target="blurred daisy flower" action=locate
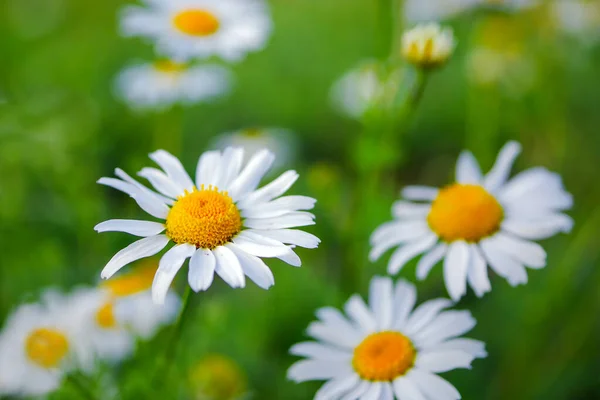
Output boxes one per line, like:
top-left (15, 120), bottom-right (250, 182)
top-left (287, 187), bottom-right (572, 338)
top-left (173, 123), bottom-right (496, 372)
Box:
top-left (95, 148), bottom-right (319, 304)
top-left (189, 354), bottom-right (247, 400)
top-left (551, 0), bottom-right (600, 43)
top-left (404, 0), bottom-right (474, 23)
top-left (331, 61), bottom-right (396, 119)
top-left (288, 276), bottom-right (486, 399)
top-left (370, 141), bottom-right (573, 300)
top-left (120, 0), bottom-right (272, 62)
top-left (0, 291), bottom-right (94, 396)
top-left (209, 128), bottom-right (297, 172)
top-left (402, 23), bottom-right (455, 69)
top-left (115, 60), bottom-right (232, 110)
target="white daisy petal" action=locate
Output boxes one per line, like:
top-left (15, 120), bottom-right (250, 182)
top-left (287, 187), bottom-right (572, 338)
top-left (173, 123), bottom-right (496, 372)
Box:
top-left (315, 374), bottom-right (360, 400)
top-left (391, 201), bottom-right (431, 219)
top-left (456, 150), bottom-right (482, 184)
top-left (401, 186), bottom-right (439, 201)
top-left (369, 222), bottom-right (429, 262)
top-left (149, 150), bottom-right (194, 191)
top-left (243, 212), bottom-right (315, 230)
top-left (227, 243), bottom-right (275, 289)
top-left (344, 295), bottom-right (377, 334)
top-left (231, 232), bottom-right (293, 258)
top-left (392, 279), bottom-right (417, 331)
top-left (241, 196), bottom-right (316, 218)
top-left (444, 241), bottom-right (470, 301)
top-left (152, 243), bottom-right (196, 304)
top-left (483, 141), bottom-right (522, 193)
top-left (370, 220), bottom-right (427, 245)
top-left (430, 338), bottom-right (487, 358)
top-left (114, 168), bottom-right (173, 205)
top-left (392, 376), bottom-right (426, 400)
top-left (480, 239), bottom-right (528, 286)
top-left (188, 249), bottom-right (216, 292)
top-left (361, 381), bottom-right (382, 400)
top-left (94, 219), bottom-right (165, 237)
top-left (467, 244), bottom-right (491, 297)
top-left (415, 350), bottom-right (475, 373)
top-left (341, 380), bottom-right (371, 400)
top-left (138, 167), bottom-right (183, 198)
top-left (369, 276), bottom-right (394, 330)
top-left (416, 243), bottom-right (447, 280)
top-left (485, 232), bottom-right (546, 269)
top-left (236, 170), bottom-right (299, 209)
top-left (407, 369), bottom-right (461, 400)
top-left (287, 360), bottom-right (353, 382)
top-left (195, 150), bottom-right (222, 188)
top-left (101, 235), bottom-right (170, 279)
top-left (501, 214), bottom-right (574, 240)
top-left (404, 299), bottom-right (452, 336)
top-left (379, 382), bottom-right (394, 400)
top-left (413, 311), bottom-right (476, 347)
top-left (387, 233), bottom-right (438, 275)
top-left (499, 167), bottom-right (572, 211)
top-left (228, 149), bottom-right (275, 201)
top-left (289, 342), bottom-right (352, 361)
top-left (98, 177), bottom-right (137, 197)
top-left (218, 147), bottom-right (245, 189)
top-left (213, 246), bottom-right (246, 289)
top-left (307, 322), bottom-right (362, 349)
top-left (249, 229), bottom-right (320, 249)
top-left (316, 307), bottom-right (364, 339)
top-left (276, 247), bottom-right (302, 267)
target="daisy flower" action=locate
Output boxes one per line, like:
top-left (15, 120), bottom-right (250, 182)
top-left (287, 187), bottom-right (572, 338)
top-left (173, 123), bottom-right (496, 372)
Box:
top-left (288, 276), bottom-right (486, 399)
top-left (551, 0), bottom-right (600, 43)
top-left (189, 354), bottom-right (247, 400)
top-left (209, 127), bottom-right (297, 172)
top-left (120, 0), bottom-right (272, 62)
top-left (0, 291), bottom-right (94, 397)
top-left (95, 148), bottom-right (319, 304)
top-left (115, 60), bottom-right (232, 110)
top-left (402, 24), bottom-right (455, 69)
top-left (370, 141), bottom-right (573, 300)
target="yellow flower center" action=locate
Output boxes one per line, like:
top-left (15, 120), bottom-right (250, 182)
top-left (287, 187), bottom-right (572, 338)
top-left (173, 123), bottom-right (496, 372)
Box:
top-left (165, 185), bottom-right (242, 249)
top-left (154, 60), bottom-right (187, 73)
top-left (427, 184), bottom-right (503, 243)
top-left (102, 263), bottom-right (155, 297)
top-left (25, 328), bottom-right (69, 368)
top-left (353, 331), bottom-right (416, 381)
top-left (96, 303), bottom-right (117, 329)
top-left (173, 9), bottom-right (220, 37)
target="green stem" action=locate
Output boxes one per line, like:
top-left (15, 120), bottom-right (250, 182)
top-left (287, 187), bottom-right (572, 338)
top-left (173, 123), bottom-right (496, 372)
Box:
top-left (66, 375), bottom-right (99, 400)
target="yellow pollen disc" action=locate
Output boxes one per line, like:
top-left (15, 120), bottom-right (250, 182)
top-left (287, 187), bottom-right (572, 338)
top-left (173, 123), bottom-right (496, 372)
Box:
top-left (427, 184), bottom-right (503, 243)
top-left (165, 185), bottom-right (242, 249)
top-left (154, 60), bottom-right (187, 73)
top-left (96, 303), bottom-right (117, 329)
top-left (353, 331), bottom-right (416, 381)
top-left (102, 263), bottom-right (155, 297)
top-left (25, 328), bottom-right (69, 368)
top-left (173, 9), bottom-right (220, 37)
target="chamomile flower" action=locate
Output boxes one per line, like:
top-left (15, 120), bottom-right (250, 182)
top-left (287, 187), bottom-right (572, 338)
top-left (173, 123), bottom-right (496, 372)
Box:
top-left (551, 0), bottom-right (600, 43)
top-left (120, 0), bottom-right (272, 62)
top-left (370, 141), bottom-right (573, 300)
top-left (0, 291), bottom-right (94, 396)
top-left (95, 148), bottom-right (319, 304)
top-left (288, 276), bottom-right (486, 399)
top-left (402, 24), bottom-right (455, 69)
top-left (189, 354), bottom-right (247, 400)
top-left (115, 60), bottom-right (232, 110)
top-left (210, 128), bottom-right (297, 172)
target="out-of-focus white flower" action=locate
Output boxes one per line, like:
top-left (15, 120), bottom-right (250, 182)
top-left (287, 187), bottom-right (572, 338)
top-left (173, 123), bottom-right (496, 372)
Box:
top-left (210, 128), bottom-right (297, 172)
top-left (288, 276), bottom-right (486, 399)
top-left (95, 148), bottom-right (320, 305)
top-left (0, 291), bottom-right (94, 397)
top-left (115, 60), bottom-right (232, 110)
top-left (404, 0), bottom-right (474, 23)
top-left (370, 142), bottom-right (573, 301)
top-left (331, 61), bottom-right (391, 119)
top-left (551, 0), bottom-right (600, 43)
top-left (120, 0), bottom-right (272, 62)
top-left (402, 23), bottom-right (455, 69)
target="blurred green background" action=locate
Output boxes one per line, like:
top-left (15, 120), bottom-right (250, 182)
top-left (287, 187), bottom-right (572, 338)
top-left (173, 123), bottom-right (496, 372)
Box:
top-left (1, 0), bottom-right (599, 399)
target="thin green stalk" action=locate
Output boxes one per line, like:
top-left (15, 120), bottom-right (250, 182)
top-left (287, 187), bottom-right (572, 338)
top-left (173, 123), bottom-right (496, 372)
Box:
top-left (66, 375), bottom-right (99, 400)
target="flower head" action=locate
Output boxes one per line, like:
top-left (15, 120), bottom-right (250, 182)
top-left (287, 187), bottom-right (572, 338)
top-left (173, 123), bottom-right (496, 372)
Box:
top-left (288, 276), bottom-right (486, 399)
top-left (95, 148), bottom-right (319, 304)
top-left (189, 354), bottom-right (247, 400)
top-left (0, 291), bottom-right (94, 396)
top-left (115, 61), bottom-right (232, 110)
top-left (370, 141), bottom-right (573, 300)
top-left (402, 24), bottom-right (455, 69)
top-left (120, 0), bottom-right (272, 62)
